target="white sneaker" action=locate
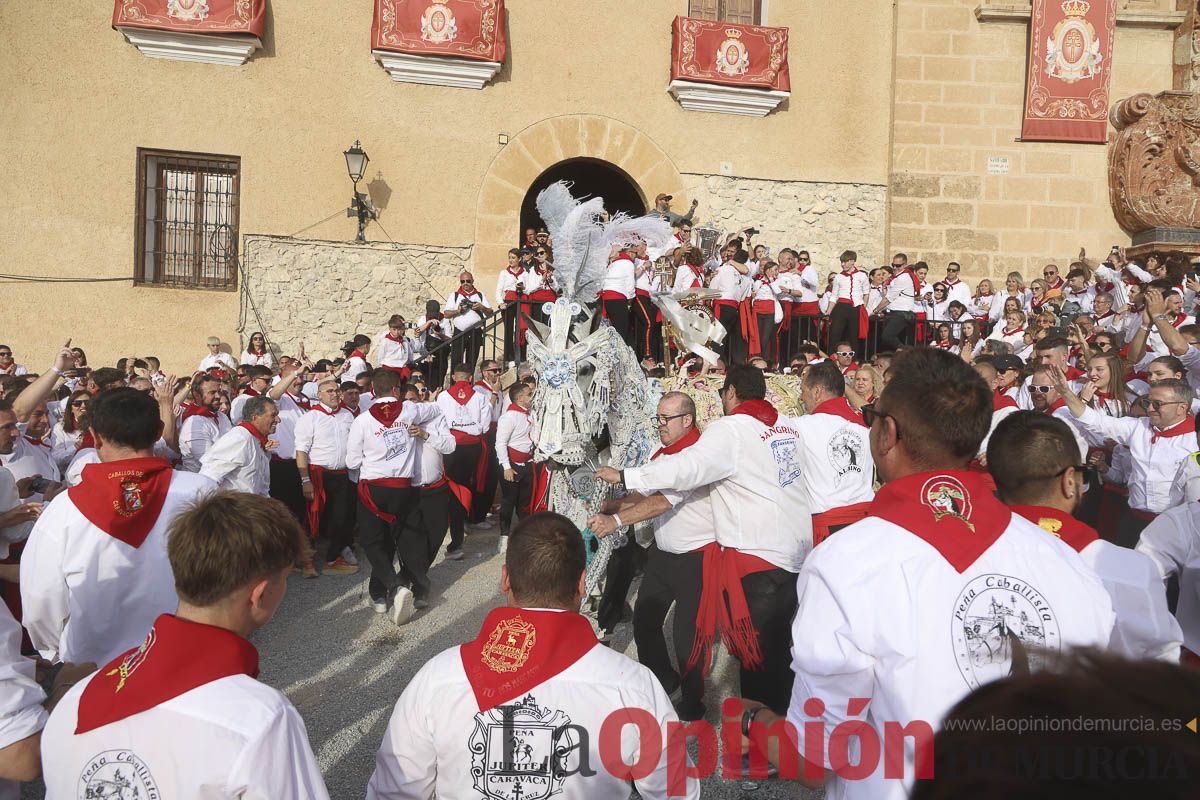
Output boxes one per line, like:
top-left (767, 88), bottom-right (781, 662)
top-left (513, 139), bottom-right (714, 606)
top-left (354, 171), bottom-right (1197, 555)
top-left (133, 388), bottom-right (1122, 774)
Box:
top-left (341, 547), bottom-right (359, 566)
top-left (370, 597), bottom-right (388, 614)
top-left (391, 587), bottom-right (416, 626)
top-left (498, 535), bottom-right (508, 554)
top-left (468, 520), bottom-right (492, 530)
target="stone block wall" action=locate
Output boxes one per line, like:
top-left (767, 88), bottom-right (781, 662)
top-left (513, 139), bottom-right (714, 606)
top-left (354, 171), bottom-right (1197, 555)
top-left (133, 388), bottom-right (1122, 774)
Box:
top-left (241, 234), bottom-right (470, 360)
top-left (682, 174), bottom-right (888, 272)
top-left (890, 0), bottom-right (1179, 284)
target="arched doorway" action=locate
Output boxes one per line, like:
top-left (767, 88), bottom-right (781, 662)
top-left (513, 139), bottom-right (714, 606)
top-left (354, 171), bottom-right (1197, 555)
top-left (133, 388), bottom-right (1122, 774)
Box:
top-left (520, 158), bottom-right (645, 234)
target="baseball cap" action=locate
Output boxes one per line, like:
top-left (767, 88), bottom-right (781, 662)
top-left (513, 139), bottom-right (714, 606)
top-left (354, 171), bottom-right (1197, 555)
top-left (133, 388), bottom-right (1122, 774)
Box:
top-left (993, 355), bottom-right (1024, 373)
top-left (655, 193), bottom-right (673, 202)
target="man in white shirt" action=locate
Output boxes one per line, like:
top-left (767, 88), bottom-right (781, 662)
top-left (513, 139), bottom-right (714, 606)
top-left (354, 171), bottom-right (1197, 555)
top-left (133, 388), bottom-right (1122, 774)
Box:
top-left (400, 383), bottom-right (455, 608)
top-left (347, 369), bottom-right (443, 625)
top-left (989, 411), bottom-right (1181, 661)
top-left (737, 348), bottom-right (1114, 799)
top-left (21, 388), bottom-right (215, 666)
top-left (376, 313), bottom-right (425, 381)
top-left (230, 365), bottom-right (272, 424)
top-left (940, 261), bottom-right (971, 307)
top-left (589, 392), bottom-right (715, 721)
top-left (367, 512), bottom-right (698, 800)
top-left (178, 375), bottom-right (232, 473)
top-left (197, 336), bottom-right (238, 374)
top-left (444, 272), bottom-right (491, 369)
top-left (1049, 370), bottom-right (1195, 548)
top-left (436, 364), bottom-right (493, 560)
top-left (598, 365), bottom-right (810, 715)
top-left (1136, 499), bottom-right (1200, 660)
top-left (794, 362), bottom-right (874, 546)
top-left (40, 491), bottom-right (331, 800)
top-left (0, 347), bottom-right (26, 378)
top-left (878, 259), bottom-right (920, 350)
top-left (828, 250), bottom-right (868, 355)
top-left (199, 396), bottom-right (277, 497)
top-left (600, 245), bottom-right (636, 345)
top-left (295, 379), bottom-right (358, 575)
top-left (711, 248), bottom-right (751, 364)
top-left (632, 240), bottom-right (664, 363)
top-left (495, 383), bottom-right (535, 549)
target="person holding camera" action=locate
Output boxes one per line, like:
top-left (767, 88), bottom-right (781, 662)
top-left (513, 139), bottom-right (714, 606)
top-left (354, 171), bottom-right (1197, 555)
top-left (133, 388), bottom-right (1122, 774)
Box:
top-left (443, 272), bottom-right (491, 370)
top-left (496, 248), bottom-right (529, 364)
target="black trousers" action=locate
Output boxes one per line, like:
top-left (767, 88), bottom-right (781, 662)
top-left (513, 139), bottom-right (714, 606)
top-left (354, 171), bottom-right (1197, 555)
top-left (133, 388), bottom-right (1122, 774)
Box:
top-left (633, 546), bottom-right (705, 714)
top-left (597, 537), bottom-right (647, 632)
top-left (471, 430), bottom-right (499, 523)
top-left (501, 302), bottom-right (521, 364)
top-left (499, 461), bottom-right (534, 535)
top-left (739, 568), bottom-right (798, 714)
top-left (444, 442), bottom-right (481, 551)
top-left (450, 325), bottom-right (483, 370)
top-left (755, 313), bottom-right (777, 365)
top-left (315, 471), bottom-right (356, 563)
top-left (880, 311), bottom-right (915, 352)
top-left (269, 458), bottom-right (307, 529)
top-left (603, 298), bottom-right (632, 346)
top-left (632, 295), bottom-right (663, 364)
top-left (400, 483), bottom-right (449, 600)
top-left (829, 302), bottom-right (861, 353)
top-left (357, 483), bottom-right (418, 601)
top-left (716, 302), bottom-right (743, 365)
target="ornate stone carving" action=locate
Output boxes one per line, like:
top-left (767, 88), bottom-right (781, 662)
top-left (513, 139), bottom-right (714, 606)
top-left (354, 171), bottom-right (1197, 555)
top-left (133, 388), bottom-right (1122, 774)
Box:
top-left (1107, 90), bottom-right (1200, 235)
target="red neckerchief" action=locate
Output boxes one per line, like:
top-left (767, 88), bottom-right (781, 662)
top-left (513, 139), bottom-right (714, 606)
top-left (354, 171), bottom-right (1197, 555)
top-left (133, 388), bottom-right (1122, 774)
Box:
top-left (23, 435), bottom-right (48, 449)
top-left (685, 262), bottom-right (704, 286)
top-left (1068, 287), bottom-right (1089, 297)
top-left (1065, 365), bottom-right (1085, 381)
top-left (506, 266), bottom-right (523, 279)
top-left (455, 289), bottom-right (480, 302)
top-left (348, 349), bottom-right (366, 361)
top-left (78, 429), bottom-right (95, 450)
top-left (1045, 397), bottom-right (1068, 414)
top-left (1172, 313), bottom-right (1187, 328)
top-left (67, 457), bottom-right (174, 548)
top-left (993, 390), bottom-right (1019, 410)
top-left (944, 277), bottom-right (960, 286)
top-left (1002, 326), bottom-right (1024, 336)
top-left (180, 402), bottom-right (215, 421)
top-left (727, 399), bottom-right (778, 426)
top-left (448, 381), bottom-right (474, 406)
top-left (474, 380), bottom-right (496, 394)
top-left (1031, 294), bottom-right (1050, 309)
top-left (933, 340), bottom-right (954, 350)
top-left (248, 346), bottom-right (265, 356)
top-left (237, 422), bottom-right (268, 450)
top-left (841, 362), bottom-right (860, 375)
top-left (460, 607), bottom-right (597, 712)
top-left (289, 393), bottom-right (311, 410)
top-left (811, 397), bottom-right (866, 426)
top-left (652, 426), bottom-right (700, 459)
top-left (505, 403), bottom-right (528, 415)
top-left (1046, 277), bottom-right (1064, 291)
top-left (0, 363), bottom-right (15, 375)
top-left (311, 403), bottom-right (340, 417)
top-left (385, 331), bottom-right (404, 343)
top-left (369, 398), bottom-right (404, 427)
top-left (340, 402), bottom-right (359, 417)
top-left (977, 291), bottom-right (992, 298)
top-left (1152, 415), bottom-right (1196, 444)
top-left (75, 614), bottom-right (258, 734)
top-left (1009, 505), bottom-right (1098, 553)
top-left (869, 470), bottom-right (1011, 572)
top-left (1096, 281), bottom-right (1114, 293)
top-left (241, 388), bottom-right (261, 398)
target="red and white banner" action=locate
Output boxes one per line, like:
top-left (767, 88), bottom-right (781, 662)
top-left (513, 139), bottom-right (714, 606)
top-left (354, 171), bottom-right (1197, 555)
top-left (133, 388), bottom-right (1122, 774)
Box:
top-left (1021, 0), bottom-right (1117, 143)
top-left (112, 0), bottom-right (265, 37)
top-left (372, 0), bottom-right (507, 64)
top-left (671, 15), bottom-right (790, 92)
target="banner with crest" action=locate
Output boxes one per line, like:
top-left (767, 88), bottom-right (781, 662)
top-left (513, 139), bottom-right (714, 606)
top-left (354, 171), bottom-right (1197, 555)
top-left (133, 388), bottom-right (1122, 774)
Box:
top-left (112, 0), bottom-right (265, 37)
top-left (671, 15), bottom-right (790, 92)
top-left (1021, 0), bottom-right (1117, 143)
top-left (372, 0), bottom-right (507, 64)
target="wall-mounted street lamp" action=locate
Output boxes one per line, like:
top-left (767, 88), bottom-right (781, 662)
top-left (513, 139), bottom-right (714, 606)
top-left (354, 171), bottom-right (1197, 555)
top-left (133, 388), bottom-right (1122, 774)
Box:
top-left (344, 140), bottom-right (377, 243)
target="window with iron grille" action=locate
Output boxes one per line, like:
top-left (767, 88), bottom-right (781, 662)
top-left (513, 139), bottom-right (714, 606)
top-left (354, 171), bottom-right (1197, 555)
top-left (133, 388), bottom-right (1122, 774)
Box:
top-left (135, 148), bottom-right (240, 290)
top-left (688, 0), bottom-right (762, 25)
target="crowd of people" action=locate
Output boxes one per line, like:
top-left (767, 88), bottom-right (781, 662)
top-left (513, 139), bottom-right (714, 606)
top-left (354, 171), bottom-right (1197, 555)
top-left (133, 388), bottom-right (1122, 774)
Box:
top-left (0, 206), bottom-right (1198, 797)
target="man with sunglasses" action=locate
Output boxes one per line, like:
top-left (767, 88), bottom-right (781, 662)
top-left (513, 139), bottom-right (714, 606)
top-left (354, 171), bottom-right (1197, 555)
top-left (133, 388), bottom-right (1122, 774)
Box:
top-left (0, 347), bottom-right (25, 377)
top-left (1042, 263), bottom-right (1065, 292)
top-left (598, 365), bottom-right (808, 717)
top-left (940, 261), bottom-right (970, 307)
top-left (443, 272), bottom-right (491, 370)
top-left (1050, 368), bottom-right (1196, 548)
top-left (989, 411), bottom-right (1180, 661)
top-left (1026, 366), bottom-right (1088, 461)
top-left (777, 249), bottom-right (820, 356)
top-left (737, 349), bottom-right (1112, 797)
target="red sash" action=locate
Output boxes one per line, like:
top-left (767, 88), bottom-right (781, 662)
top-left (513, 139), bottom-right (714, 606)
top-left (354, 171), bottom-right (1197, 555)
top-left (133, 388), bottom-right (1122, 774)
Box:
top-left (811, 397), bottom-right (865, 426)
top-left (812, 502), bottom-right (873, 547)
top-left (306, 464), bottom-right (347, 536)
top-left (75, 614), bottom-right (258, 734)
top-left (450, 430), bottom-right (490, 492)
top-left (1009, 505), bottom-right (1098, 553)
top-left (688, 544), bottom-right (776, 673)
top-left (357, 477), bottom-right (414, 524)
top-left (68, 458), bottom-right (173, 549)
top-left (868, 470), bottom-right (1011, 572)
top-left (460, 607), bottom-right (598, 711)
top-left (792, 300), bottom-right (820, 316)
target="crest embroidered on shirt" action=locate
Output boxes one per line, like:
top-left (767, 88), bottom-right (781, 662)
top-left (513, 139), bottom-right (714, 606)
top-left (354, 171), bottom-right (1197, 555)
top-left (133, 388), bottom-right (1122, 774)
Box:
top-left (1037, 517), bottom-right (1064, 536)
top-left (469, 695), bottom-right (574, 800)
top-left (921, 475), bottom-right (975, 531)
top-left (827, 430), bottom-right (865, 481)
top-left (769, 437), bottom-right (801, 488)
top-left (105, 629), bottom-right (157, 693)
top-left (79, 749), bottom-right (160, 799)
top-left (481, 616), bottom-right (537, 674)
top-left (457, 387), bottom-right (468, 401)
top-left (952, 574), bottom-right (1061, 690)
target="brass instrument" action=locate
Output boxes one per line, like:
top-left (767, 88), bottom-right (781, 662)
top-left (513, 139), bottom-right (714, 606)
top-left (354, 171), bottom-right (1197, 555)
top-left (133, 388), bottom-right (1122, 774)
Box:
top-left (692, 222), bottom-right (724, 263)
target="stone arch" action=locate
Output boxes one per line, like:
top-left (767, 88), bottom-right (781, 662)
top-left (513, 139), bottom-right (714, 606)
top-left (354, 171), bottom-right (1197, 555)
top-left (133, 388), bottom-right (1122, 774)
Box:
top-left (473, 114), bottom-right (687, 277)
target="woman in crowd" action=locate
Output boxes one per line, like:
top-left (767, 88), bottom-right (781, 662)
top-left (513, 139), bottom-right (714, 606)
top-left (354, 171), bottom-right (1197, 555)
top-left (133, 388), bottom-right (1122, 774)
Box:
top-left (850, 364), bottom-right (883, 407)
top-left (50, 388), bottom-right (91, 472)
top-left (240, 331), bottom-right (273, 368)
top-left (968, 278), bottom-right (995, 321)
top-left (931, 323), bottom-right (958, 353)
top-left (957, 319), bottom-right (985, 361)
top-left (989, 271), bottom-right (1029, 323)
top-left (988, 309), bottom-right (1028, 350)
top-left (1027, 278), bottom-right (1060, 317)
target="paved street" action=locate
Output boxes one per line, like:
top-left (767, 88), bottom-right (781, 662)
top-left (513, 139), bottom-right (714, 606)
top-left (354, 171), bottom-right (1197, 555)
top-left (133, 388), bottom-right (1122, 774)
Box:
top-left (254, 527), bottom-right (820, 800)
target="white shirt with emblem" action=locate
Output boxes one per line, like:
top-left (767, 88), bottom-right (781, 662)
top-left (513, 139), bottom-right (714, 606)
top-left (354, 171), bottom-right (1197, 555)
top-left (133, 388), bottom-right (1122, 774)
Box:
top-left (19, 470), bottom-right (216, 665)
top-left (435, 390), bottom-right (492, 438)
top-left (786, 512), bottom-right (1114, 800)
top-left (42, 672), bottom-right (330, 800)
top-left (347, 400), bottom-right (445, 481)
top-left (789, 409), bottom-right (874, 514)
top-left (366, 611), bottom-right (699, 800)
top-left (624, 411), bottom-right (812, 573)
